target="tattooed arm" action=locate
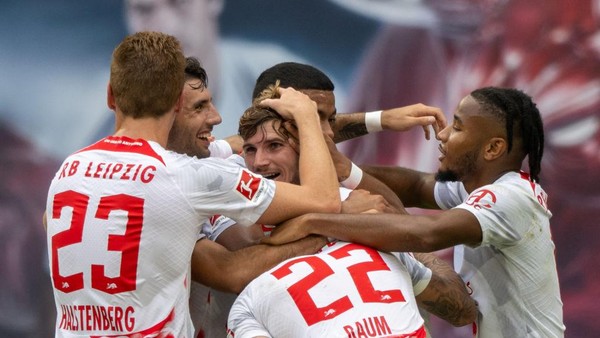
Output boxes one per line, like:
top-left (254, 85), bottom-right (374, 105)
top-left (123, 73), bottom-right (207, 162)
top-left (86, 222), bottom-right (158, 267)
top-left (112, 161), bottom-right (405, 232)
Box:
top-left (332, 104), bottom-right (447, 143)
top-left (413, 252), bottom-right (478, 327)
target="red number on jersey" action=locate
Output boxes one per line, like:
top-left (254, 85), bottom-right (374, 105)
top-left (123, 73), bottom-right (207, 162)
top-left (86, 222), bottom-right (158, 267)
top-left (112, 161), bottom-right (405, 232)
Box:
top-left (50, 190), bottom-right (143, 294)
top-left (270, 244), bottom-right (405, 325)
top-left (271, 256), bottom-right (353, 326)
top-left (329, 243), bottom-right (405, 303)
top-left (51, 190), bottom-right (87, 293)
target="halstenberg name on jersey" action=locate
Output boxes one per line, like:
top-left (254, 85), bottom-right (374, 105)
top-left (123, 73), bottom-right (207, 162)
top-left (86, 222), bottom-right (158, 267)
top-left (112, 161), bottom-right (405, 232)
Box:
top-left (235, 169), bottom-right (265, 201)
top-left (58, 304), bottom-right (135, 332)
top-left (57, 160), bottom-right (156, 183)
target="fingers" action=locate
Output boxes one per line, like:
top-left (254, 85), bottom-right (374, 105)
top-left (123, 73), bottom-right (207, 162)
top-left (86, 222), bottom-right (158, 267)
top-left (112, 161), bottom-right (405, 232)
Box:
top-left (422, 125), bottom-right (431, 140)
top-left (258, 87), bottom-right (316, 120)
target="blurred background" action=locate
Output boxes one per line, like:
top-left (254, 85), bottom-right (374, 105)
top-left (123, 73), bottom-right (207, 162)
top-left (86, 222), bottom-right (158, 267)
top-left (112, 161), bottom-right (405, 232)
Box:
top-left (1, 0), bottom-right (597, 337)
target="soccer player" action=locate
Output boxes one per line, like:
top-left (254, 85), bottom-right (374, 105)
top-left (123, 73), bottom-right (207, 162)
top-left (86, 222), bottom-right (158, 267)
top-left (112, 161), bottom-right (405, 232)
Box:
top-left (45, 32), bottom-right (341, 337)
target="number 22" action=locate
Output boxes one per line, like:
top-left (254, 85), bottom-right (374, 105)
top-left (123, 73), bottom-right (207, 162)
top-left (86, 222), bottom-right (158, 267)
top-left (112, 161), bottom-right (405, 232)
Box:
top-left (271, 243), bottom-right (406, 325)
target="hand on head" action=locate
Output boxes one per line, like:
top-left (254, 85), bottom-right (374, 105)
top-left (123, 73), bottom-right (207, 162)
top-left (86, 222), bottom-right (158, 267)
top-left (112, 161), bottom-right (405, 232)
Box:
top-left (259, 87), bottom-right (318, 122)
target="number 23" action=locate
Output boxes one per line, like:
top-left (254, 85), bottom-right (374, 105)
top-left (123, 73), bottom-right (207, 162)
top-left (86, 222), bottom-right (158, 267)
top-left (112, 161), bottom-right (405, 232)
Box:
top-left (50, 190), bottom-right (143, 294)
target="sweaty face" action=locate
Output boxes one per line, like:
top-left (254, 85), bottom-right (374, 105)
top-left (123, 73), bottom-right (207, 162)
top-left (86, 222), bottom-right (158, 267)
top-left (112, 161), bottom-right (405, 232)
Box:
top-left (436, 95), bottom-right (487, 182)
top-left (243, 120), bottom-right (300, 185)
top-left (167, 79), bottom-right (221, 158)
top-left (300, 89), bottom-right (336, 139)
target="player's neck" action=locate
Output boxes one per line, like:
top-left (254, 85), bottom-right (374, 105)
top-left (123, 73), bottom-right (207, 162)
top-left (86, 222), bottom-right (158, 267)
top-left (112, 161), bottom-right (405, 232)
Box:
top-left (113, 115), bottom-right (173, 148)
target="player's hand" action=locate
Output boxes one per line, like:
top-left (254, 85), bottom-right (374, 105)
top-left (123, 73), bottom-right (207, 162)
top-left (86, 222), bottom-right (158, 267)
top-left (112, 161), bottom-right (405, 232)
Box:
top-left (259, 87), bottom-right (318, 121)
top-left (261, 214), bottom-right (312, 246)
top-left (341, 189), bottom-right (396, 214)
top-left (382, 104), bottom-right (447, 140)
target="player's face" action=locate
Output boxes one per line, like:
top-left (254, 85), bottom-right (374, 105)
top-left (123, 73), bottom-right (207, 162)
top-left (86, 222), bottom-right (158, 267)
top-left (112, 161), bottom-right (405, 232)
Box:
top-left (243, 120), bottom-right (300, 185)
top-left (300, 89), bottom-right (336, 140)
top-left (436, 95), bottom-right (487, 182)
top-left (167, 79), bottom-right (221, 158)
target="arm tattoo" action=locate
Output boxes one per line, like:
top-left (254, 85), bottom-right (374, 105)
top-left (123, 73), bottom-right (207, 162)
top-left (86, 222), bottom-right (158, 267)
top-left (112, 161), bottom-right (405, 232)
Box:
top-left (414, 253), bottom-right (477, 326)
top-left (333, 122), bottom-right (369, 143)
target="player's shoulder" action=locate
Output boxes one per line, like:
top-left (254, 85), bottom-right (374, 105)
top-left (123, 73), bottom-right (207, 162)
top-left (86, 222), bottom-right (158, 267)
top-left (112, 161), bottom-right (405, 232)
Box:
top-left (475, 171), bottom-right (543, 201)
top-left (165, 152), bottom-right (243, 174)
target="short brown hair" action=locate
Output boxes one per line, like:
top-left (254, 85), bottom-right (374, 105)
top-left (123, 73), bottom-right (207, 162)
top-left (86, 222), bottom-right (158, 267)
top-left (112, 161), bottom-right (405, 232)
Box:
top-left (238, 81), bottom-right (293, 142)
top-left (110, 31), bottom-right (186, 118)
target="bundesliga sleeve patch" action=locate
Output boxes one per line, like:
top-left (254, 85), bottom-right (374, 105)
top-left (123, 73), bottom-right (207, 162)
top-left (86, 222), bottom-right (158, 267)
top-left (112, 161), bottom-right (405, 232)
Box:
top-left (235, 169), bottom-right (263, 201)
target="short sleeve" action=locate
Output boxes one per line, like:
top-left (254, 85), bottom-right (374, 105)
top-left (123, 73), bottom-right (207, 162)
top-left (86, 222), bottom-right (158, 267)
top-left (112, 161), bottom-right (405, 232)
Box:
top-left (393, 252), bottom-right (432, 296)
top-left (227, 285), bottom-right (272, 338)
top-left (176, 157), bottom-right (276, 227)
top-left (454, 184), bottom-right (534, 249)
top-left (434, 181), bottom-right (468, 210)
top-left (202, 215), bottom-right (238, 241)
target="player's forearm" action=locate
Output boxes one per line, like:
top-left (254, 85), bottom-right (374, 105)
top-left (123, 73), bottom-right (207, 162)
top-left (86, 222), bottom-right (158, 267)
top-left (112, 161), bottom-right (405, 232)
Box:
top-left (413, 252), bottom-right (478, 327)
top-left (304, 213), bottom-right (444, 253)
top-left (226, 235), bottom-right (327, 293)
top-left (296, 112), bottom-right (340, 212)
top-left (356, 172), bottom-right (406, 213)
top-left (362, 165), bottom-right (438, 208)
top-left (332, 112), bottom-right (368, 143)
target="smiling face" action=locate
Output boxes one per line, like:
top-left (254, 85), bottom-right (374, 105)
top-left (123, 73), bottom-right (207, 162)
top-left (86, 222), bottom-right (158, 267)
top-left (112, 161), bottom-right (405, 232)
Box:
top-left (436, 94), bottom-right (491, 182)
top-left (241, 89), bottom-right (337, 184)
top-left (167, 79), bottom-right (222, 158)
top-left (243, 120), bottom-right (300, 184)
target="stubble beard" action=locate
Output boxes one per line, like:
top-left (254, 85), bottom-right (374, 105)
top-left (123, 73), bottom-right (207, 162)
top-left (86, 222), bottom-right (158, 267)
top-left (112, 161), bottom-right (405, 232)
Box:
top-left (435, 149), bottom-right (478, 183)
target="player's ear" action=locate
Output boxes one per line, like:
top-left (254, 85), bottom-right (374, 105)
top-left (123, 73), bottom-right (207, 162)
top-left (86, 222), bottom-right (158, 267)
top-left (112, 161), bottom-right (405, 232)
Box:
top-left (174, 90), bottom-right (184, 113)
top-left (483, 137), bottom-right (507, 161)
top-left (107, 83), bottom-right (116, 111)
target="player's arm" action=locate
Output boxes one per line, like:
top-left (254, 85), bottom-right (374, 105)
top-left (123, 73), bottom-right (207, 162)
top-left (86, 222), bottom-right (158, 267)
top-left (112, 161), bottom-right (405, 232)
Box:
top-left (332, 104), bottom-right (447, 143)
top-left (263, 208), bottom-right (482, 253)
top-left (341, 189), bottom-right (399, 214)
top-left (362, 166), bottom-right (438, 209)
top-left (192, 235), bottom-right (327, 294)
top-left (215, 223), bottom-right (265, 251)
top-left (330, 144), bottom-right (406, 213)
top-left (42, 211), bottom-right (47, 231)
top-left (256, 87), bottom-right (341, 225)
top-left (413, 252), bottom-right (477, 327)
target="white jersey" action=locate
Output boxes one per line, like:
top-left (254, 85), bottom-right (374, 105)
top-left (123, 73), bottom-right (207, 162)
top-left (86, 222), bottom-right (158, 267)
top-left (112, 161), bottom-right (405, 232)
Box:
top-left (45, 136), bottom-right (275, 338)
top-left (227, 240), bottom-right (430, 338)
top-left (434, 171), bottom-right (565, 338)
